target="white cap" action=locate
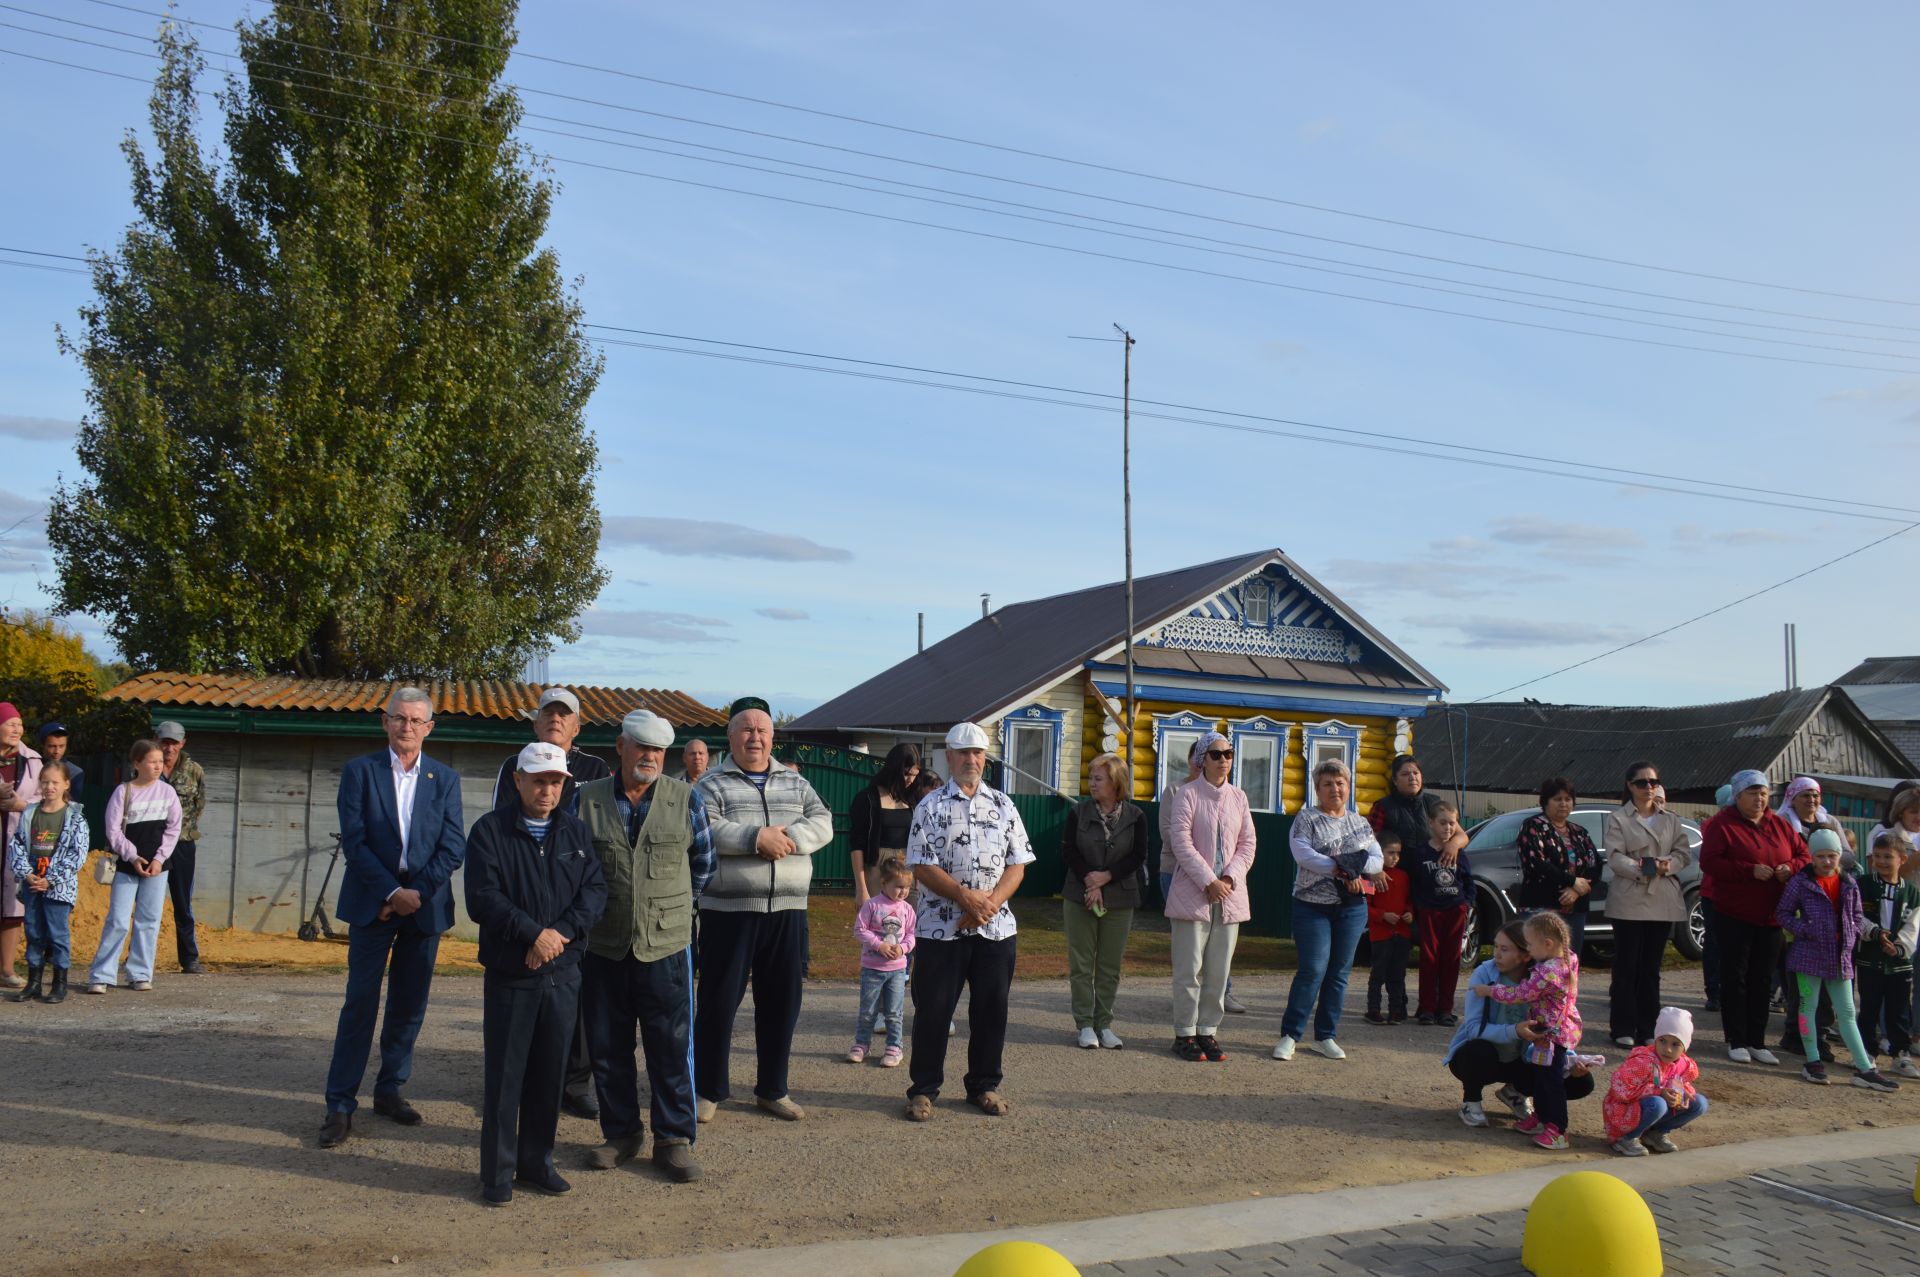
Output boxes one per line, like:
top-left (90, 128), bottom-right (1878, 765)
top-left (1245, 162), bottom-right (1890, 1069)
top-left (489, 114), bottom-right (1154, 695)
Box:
top-left (620, 709), bottom-right (675, 749)
top-left (536, 688), bottom-right (581, 715)
top-left (517, 741), bottom-right (570, 775)
top-left (1654, 1006), bottom-right (1693, 1050)
top-left (945, 722), bottom-right (990, 750)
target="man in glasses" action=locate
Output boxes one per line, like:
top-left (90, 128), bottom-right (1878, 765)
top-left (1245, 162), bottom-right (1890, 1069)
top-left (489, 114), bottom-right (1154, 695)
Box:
top-left (318, 687), bottom-right (468, 1149)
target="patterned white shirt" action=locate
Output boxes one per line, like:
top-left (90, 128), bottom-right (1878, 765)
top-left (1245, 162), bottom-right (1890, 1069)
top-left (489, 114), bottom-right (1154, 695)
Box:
top-left (906, 779), bottom-right (1035, 941)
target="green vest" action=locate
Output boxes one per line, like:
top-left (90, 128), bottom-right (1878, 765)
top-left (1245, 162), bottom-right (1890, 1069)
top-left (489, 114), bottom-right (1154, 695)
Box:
top-left (578, 774), bottom-right (695, 964)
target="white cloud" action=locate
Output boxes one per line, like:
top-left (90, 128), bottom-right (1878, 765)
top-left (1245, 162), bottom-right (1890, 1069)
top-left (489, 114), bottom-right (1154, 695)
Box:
top-left (0, 415), bottom-right (78, 442)
top-left (601, 516), bottom-right (853, 562)
top-left (1673, 524), bottom-right (1807, 547)
top-left (581, 607), bottom-right (734, 644)
top-left (1823, 378), bottom-right (1920, 405)
top-left (755, 607), bottom-right (810, 621)
top-left (1404, 616), bottom-right (1639, 649)
top-left (1489, 514), bottom-right (1642, 551)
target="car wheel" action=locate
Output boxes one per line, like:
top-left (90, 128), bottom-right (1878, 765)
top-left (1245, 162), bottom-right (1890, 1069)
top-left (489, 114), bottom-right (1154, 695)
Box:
top-left (1459, 890), bottom-right (1489, 970)
top-left (1674, 890), bottom-right (1705, 961)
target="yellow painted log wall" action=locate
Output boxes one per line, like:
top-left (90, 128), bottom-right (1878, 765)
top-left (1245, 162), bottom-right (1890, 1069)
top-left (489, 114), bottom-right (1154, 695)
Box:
top-left (1078, 691), bottom-right (1400, 810)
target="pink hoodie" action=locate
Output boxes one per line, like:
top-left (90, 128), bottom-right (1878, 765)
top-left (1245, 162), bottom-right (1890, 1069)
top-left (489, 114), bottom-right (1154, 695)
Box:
top-left (854, 894), bottom-right (918, 972)
top-left (1163, 777), bottom-right (1257, 925)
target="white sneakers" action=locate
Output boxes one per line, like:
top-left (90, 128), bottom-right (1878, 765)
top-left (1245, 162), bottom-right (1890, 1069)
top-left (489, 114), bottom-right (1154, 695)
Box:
top-left (1077, 1026), bottom-right (1099, 1049)
top-left (1727, 1047), bottom-right (1753, 1063)
top-left (1614, 1035), bottom-right (1636, 1048)
top-left (1270, 1035), bottom-right (1297, 1060)
top-left (1751, 1048), bottom-right (1780, 1066)
top-left (1893, 1054), bottom-right (1920, 1079)
top-left (1460, 1101), bottom-right (1488, 1127)
top-left (1098, 1028), bottom-right (1124, 1050)
top-left (1308, 1038), bottom-right (1346, 1060)
top-left (1494, 1083), bottom-right (1534, 1120)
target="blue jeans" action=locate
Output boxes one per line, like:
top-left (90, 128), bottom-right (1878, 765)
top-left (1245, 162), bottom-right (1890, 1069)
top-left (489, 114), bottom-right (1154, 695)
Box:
top-left (23, 894), bottom-right (73, 970)
top-left (1282, 896), bottom-right (1368, 1042)
top-left (1625, 1092), bottom-right (1708, 1140)
top-left (88, 868), bottom-right (169, 985)
top-left (856, 966), bottom-right (907, 1050)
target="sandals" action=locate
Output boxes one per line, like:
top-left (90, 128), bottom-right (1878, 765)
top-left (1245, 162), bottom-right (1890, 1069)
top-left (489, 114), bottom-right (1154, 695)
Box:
top-left (967, 1091), bottom-right (1011, 1117)
top-left (905, 1095), bottom-right (934, 1122)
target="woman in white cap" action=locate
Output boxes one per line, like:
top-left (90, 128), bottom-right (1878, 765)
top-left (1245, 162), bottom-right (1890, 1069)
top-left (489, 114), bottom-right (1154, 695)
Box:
top-left (1602, 1006), bottom-right (1708, 1156)
top-left (1699, 769), bottom-right (1808, 1063)
top-left (1163, 732), bottom-right (1255, 1061)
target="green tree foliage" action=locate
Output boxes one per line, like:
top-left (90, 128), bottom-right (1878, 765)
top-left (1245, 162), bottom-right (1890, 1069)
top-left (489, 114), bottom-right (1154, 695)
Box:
top-left (2, 610), bottom-right (152, 755)
top-left (54, 2), bottom-right (606, 679)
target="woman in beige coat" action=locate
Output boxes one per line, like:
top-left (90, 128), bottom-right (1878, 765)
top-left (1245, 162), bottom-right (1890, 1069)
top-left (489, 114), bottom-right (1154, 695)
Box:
top-left (1603, 759), bottom-right (1693, 1046)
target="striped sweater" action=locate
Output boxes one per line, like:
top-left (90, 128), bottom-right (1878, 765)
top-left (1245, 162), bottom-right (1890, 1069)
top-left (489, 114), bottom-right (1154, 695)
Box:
top-left (694, 759), bottom-right (834, 913)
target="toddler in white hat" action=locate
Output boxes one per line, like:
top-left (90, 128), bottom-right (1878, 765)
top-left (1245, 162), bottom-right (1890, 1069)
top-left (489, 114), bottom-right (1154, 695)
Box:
top-left (1603, 1006), bottom-right (1708, 1156)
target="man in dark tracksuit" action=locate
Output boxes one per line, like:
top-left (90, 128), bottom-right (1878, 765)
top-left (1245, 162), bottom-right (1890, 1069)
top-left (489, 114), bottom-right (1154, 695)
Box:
top-left (464, 741), bottom-right (607, 1207)
top-left (491, 686), bottom-right (611, 1120)
top-left (576, 709), bottom-right (715, 1182)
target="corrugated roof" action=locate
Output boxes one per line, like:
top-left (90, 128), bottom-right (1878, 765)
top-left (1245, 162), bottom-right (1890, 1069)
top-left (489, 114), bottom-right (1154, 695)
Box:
top-left (1418, 688), bottom-right (1914, 797)
top-left (1844, 683), bottom-right (1920, 724)
top-left (105, 672), bottom-right (727, 727)
top-left (790, 549), bottom-right (1442, 732)
top-left (1836, 656), bottom-right (1920, 686)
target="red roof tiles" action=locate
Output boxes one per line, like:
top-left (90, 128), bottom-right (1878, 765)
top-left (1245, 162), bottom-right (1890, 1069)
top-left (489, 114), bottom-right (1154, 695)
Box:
top-left (106, 672), bottom-right (727, 728)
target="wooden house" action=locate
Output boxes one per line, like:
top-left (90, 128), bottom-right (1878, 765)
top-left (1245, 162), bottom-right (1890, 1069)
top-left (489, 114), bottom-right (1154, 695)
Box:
top-left (1420, 687), bottom-right (1918, 821)
top-left (103, 672), bottom-right (725, 937)
top-left (1836, 656), bottom-right (1920, 764)
top-left (788, 549), bottom-right (1447, 812)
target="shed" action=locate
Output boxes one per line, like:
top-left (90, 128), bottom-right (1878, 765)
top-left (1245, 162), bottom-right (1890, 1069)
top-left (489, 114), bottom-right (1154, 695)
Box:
top-left (103, 672), bottom-right (726, 937)
top-left (1835, 656), bottom-right (1920, 763)
top-left (1419, 687), bottom-right (1918, 821)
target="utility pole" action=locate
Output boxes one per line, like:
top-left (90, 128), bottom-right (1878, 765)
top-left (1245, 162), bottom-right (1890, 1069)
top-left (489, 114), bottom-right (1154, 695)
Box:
top-left (1116, 323), bottom-right (1136, 766)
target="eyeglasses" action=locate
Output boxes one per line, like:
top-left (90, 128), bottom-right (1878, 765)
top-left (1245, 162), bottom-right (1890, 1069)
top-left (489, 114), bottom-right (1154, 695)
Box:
top-left (386, 714), bottom-right (432, 728)
top-left (1206, 749), bottom-right (1234, 761)
top-left (1629, 778), bottom-right (1660, 789)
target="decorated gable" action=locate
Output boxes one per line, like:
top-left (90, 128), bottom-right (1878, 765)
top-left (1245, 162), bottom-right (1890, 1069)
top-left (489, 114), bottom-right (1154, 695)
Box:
top-left (1140, 566), bottom-right (1364, 665)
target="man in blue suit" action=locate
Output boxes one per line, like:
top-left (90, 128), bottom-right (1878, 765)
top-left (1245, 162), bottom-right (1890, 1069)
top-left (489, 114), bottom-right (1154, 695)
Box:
top-left (318, 687), bottom-right (467, 1149)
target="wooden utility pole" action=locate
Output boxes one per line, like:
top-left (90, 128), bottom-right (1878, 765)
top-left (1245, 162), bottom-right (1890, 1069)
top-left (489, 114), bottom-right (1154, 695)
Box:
top-left (1116, 323), bottom-right (1136, 763)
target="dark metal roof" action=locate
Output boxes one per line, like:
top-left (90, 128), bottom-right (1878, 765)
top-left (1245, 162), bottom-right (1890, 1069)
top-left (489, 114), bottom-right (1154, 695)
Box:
top-left (790, 549), bottom-right (1443, 732)
top-left (1418, 688), bottom-right (1914, 798)
top-left (1843, 684), bottom-right (1920, 724)
top-left (1836, 656), bottom-right (1920, 685)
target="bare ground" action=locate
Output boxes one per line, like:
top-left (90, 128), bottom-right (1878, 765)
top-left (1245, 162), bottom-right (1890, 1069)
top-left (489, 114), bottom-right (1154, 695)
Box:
top-left (1, 956), bottom-right (1912, 1277)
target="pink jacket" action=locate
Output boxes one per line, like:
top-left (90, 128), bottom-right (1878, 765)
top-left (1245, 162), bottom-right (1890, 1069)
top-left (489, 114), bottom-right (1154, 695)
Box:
top-left (854, 894), bottom-right (917, 972)
top-left (1163, 778), bottom-right (1257, 925)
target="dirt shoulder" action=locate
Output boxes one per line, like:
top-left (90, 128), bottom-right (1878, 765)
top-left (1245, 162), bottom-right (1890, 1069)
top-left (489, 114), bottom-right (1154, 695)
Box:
top-left (0, 958), bottom-right (1909, 1277)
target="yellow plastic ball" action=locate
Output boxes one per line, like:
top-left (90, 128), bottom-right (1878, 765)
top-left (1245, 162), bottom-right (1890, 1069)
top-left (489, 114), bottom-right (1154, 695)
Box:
top-left (1521, 1170), bottom-right (1661, 1277)
top-left (953, 1240), bottom-right (1081, 1277)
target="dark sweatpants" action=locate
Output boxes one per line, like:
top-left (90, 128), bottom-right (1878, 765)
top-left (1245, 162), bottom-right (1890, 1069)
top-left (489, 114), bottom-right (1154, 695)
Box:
top-left (1716, 914), bottom-right (1782, 1050)
top-left (1367, 933), bottom-right (1411, 1018)
top-left (694, 909), bottom-right (808, 1103)
top-left (584, 947), bottom-right (697, 1145)
top-left (1608, 918), bottom-right (1673, 1044)
top-left (480, 967), bottom-right (579, 1191)
top-left (908, 934), bottom-right (1016, 1101)
top-left (1858, 966), bottom-right (1914, 1060)
top-left (1448, 1037), bottom-right (1598, 1104)
top-left (168, 839), bottom-right (198, 968)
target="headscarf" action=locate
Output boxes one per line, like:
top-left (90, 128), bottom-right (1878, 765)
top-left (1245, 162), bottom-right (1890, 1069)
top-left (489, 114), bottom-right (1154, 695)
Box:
top-left (1729, 769), bottom-right (1769, 797)
top-left (1777, 776), bottom-right (1835, 836)
top-left (1192, 732), bottom-right (1229, 785)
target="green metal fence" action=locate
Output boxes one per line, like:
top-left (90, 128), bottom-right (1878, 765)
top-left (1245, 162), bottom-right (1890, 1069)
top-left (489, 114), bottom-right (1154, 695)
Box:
top-left (780, 741), bottom-right (881, 890)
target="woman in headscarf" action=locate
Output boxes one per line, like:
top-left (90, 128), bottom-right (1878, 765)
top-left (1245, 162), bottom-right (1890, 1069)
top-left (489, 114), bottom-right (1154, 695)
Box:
top-left (1163, 731), bottom-right (1256, 1062)
top-left (1700, 769), bottom-right (1809, 1064)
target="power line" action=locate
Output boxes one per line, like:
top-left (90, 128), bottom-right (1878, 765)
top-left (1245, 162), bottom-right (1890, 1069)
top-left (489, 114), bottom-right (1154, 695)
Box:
top-left (1464, 521), bottom-right (1919, 702)
top-left (54, 0), bottom-right (1920, 335)
top-left (12, 42), bottom-right (1920, 379)
top-left (20, 14), bottom-right (1918, 361)
top-left (111, 0), bottom-right (1920, 309)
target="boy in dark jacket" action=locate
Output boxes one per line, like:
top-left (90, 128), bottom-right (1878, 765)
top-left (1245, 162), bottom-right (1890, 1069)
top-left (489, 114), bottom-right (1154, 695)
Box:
top-left (1857, 830), bottom-right (1920, 1078)
top-left (1408, 801), bottom-right (1473, 1026)
top-left (464, 742), bottom-right (609, 1207)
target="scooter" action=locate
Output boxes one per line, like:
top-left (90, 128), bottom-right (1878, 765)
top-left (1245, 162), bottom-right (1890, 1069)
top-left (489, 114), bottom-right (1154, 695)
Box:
top-left (298, 833), bottom-right (344, 942)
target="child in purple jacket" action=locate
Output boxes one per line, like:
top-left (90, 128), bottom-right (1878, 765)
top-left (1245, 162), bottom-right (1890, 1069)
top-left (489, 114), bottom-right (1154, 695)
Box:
top-left (848, 857), bottom-right (917, 1067)
top-left (1777, 829), bottom-right (1898, 1091)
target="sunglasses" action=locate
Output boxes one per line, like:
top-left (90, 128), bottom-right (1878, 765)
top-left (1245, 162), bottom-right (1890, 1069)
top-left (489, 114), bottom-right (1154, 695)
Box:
top-left (1629, 778), bottom-right (1661, 789)
top-left (1205, 749), bottom-right (1234, 761)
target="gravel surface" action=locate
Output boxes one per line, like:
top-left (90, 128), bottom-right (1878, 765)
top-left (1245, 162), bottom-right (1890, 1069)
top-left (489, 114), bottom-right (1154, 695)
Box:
top-left (0, 965), bottom-right (1908, 1276)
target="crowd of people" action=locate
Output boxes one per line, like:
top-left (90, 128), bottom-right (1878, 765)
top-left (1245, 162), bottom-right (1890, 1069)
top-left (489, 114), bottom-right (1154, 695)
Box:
top-left (6, 688), bottom-right (1920, 1201)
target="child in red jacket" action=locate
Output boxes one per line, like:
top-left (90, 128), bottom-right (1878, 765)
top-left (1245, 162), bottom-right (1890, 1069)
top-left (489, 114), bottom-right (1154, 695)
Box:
top-left (1365, 832), bottom-right (1413, 1024)
top-left (1605, 1007), bottom-right (1707, 1155)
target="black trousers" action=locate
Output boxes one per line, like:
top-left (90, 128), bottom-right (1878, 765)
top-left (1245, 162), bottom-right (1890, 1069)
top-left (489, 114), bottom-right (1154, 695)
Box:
top-left (1700, 900), bottom-right (1722, 1001)
top-left (1716, 914), bottom-right (1782, 1050)
top-left (1447, 1037), bottom-right (1597, 1103)
top-left (1858, 966), bottom-right (1914, 1059)
top-left (1532, 1045), bottom-right (1569, 1131)
top-left (167, 839), bottom-right (198, 967)
top-left (583, 947), bottom-right (697, 1145)
top-left (480, 967), bottom-right (579, 1190)
top-left (564, 1007), bottom-right (594, 1102)
top-left (1367, 933), bottom-right (1411, 1017)
top-left (694, 909), bottom-right (808, 1103)
top-left (908, 934), bottom-right (1016, 1101)
top-left (1608, 919), bottom-right (1673, 1044)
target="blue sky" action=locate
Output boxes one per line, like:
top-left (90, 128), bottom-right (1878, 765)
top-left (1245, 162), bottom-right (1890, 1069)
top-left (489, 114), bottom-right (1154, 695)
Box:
top-left (3, 2), bottom-right (1917, 716)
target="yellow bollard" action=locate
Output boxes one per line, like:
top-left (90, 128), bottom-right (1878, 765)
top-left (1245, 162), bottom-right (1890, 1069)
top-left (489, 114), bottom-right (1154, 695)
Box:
top-left (1521, 1170), bottom-right (1662, 1277)
top-left (953, 1240), bottom-right (1081, 1277)
top-left (1912, 1154), bottom-right (1920, 1205)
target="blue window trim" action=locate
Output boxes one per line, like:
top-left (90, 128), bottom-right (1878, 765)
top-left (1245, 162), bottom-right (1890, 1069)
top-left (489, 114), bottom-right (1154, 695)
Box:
top-left (1228, 715), bottom-right (1289, 813)
top-left (1090, 677), bottom-right (1434, 719)
top-left (1152, 709), bottom-right (1217, 796)
top-left (1000, 702), bottom-right (1064, 795)
top-left (1302, 719), bottom-right (1362, 812)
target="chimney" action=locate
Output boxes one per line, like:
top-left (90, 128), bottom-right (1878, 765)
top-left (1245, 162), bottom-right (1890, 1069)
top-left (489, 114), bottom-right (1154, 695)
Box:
top-left (917, 612), bottom-right (925, 653)
top-left (981, 593), bottom-right (991, 618)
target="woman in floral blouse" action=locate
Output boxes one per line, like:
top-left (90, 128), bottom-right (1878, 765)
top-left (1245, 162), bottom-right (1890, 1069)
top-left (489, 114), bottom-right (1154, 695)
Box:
top-left (1516, 777), bottom-right (1601, 958)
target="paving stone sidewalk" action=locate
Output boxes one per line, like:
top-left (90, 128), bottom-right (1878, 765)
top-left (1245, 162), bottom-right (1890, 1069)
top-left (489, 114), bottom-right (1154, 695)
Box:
top-left (1081, 1153), bottom-right (1920, 1277)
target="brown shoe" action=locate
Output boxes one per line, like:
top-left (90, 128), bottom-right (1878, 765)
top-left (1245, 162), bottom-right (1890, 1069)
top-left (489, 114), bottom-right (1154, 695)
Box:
top-left (967, 1091), bottom-right (1010, 1117)
top-left (652, 1140), bottom-right (704, 1182)
top-left (318, 1111), bottom-right (352, 1148)
top-left (905, 1095), bottom-right (934, 1122)
top-left (587, 1136), bottom-right (643, 1170)
top-left (754, 1094), bottom-right (805, 1121)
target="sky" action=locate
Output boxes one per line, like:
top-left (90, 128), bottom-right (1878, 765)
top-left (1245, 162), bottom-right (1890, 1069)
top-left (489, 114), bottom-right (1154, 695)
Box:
top-left (3, 2), bottom-right (1918, 717)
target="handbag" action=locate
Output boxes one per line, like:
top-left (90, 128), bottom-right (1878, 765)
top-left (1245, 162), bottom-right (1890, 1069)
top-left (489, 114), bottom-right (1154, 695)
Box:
top-left (94, 850), bottom-right (117, 884)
